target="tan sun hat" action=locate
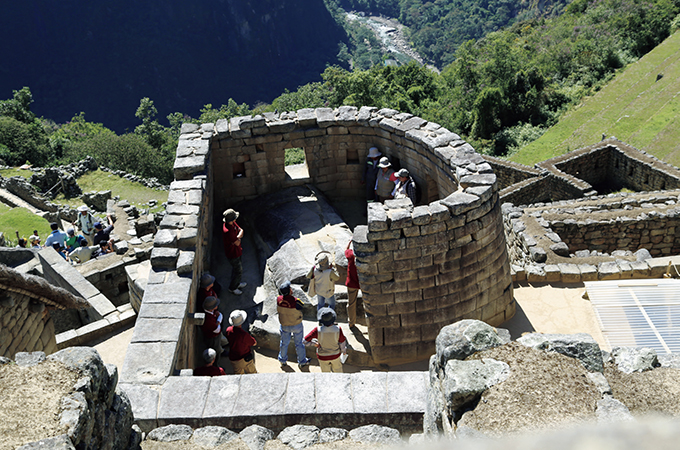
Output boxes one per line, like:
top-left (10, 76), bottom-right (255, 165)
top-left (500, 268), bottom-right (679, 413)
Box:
top-left (229, 309), bottom-right (247, 326)
top-left (223, 208), bottom-right (239, 223)
top-left (377, 156), bottom-right (391, 168)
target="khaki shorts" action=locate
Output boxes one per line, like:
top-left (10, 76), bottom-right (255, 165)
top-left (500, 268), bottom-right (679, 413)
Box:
top-left (231, 357), bottom-right (257, 374)
top-left (319, 357), bottom-right (343, 373)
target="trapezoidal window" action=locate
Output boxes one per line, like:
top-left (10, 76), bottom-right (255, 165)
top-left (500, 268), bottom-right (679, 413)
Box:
top-left (284, 147), bottom-right (310, 180)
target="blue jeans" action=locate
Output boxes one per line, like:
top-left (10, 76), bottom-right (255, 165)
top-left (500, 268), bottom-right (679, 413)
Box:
top-left (317, 294), bottom-right (335, 311)
top-left (279, 323), bottom-right (307, 364)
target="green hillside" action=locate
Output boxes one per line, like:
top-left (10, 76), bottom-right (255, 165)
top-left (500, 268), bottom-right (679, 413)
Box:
top-left (512, 31), bottom-right (680, 166)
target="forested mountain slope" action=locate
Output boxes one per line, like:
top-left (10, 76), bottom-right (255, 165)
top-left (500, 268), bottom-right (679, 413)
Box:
top-left (0, 0), bottom-right (346, 132)
top-left (327, 0), bottom-right (573, 67)
top-left (512, 31), bottom-right (680, 167)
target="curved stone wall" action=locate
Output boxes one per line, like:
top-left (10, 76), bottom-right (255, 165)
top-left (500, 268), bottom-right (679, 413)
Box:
top-left (205, 106), bottom-right (514, 365)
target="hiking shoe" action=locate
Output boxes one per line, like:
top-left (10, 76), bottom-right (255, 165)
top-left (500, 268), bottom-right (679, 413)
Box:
top-left (230, 288), bottom-right (243, 295)
top-left (298, 358), bottom-right (311, 368)
top-left (238, 282), bottom-right (247, 289)
top-left (280, 361), bottom-right (288, 367)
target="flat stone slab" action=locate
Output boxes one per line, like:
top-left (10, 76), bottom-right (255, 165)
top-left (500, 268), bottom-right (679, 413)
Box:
top-left (130, 372), bottom-right (428, 432)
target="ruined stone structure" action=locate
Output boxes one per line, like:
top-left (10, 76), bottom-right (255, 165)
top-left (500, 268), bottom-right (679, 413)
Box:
top-left (485, 139), bottom-right (680, 205)
top-left (169, 107), bottom-right (514, 365)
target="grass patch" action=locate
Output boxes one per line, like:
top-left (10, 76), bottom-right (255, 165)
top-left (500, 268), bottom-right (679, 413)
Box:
top-left (512, 32), bottom-right (680, 166)
top-left (285, 148), bottom-right (306, 166)
top-left (0, 203), bottom-right (52, 247)
top-left (0, 168), bottom-right (34, 179)
top-left (52, 169), bottom-right (168, 213)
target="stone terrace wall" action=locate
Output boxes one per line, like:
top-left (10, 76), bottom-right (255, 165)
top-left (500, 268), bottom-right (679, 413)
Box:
top-left (485, 139), bottom-right (680, 207)
top-left (0, 291), bottom-right (57, 358)
top-left (537, 139), bottom-right (680, 194)
top-left (121, 125), bottom-right (213, 385)
top-left (504, 190), bottom-right (680, 283)
top-left (482, 155), bottom-right (543, 190)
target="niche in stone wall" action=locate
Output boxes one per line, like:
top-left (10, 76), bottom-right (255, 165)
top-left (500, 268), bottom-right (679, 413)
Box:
top-left (284, 146), bottom-right (310, 180)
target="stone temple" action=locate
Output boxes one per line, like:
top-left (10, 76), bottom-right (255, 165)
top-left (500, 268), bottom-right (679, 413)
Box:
top-left (134, 105), bottom-right (514, 378)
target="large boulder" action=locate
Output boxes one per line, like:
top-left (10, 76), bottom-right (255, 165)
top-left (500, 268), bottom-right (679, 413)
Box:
top-left (239, 425), bottom-right (274, 450)
top-left (348, 425), bottom-right (401, 445)
top-left (517, 333), bottom-right (604, 372)
top-left (277, 425), bottom-right (320, 450)
top-left (82, 190), bottom-right (112, 212)
top-left (435, 320), bottom-right (504, 369)
top-left (442, 358), bottom-right (510, 411)
top-left (147, 424), bottom-right (193, 442)
top-left (191, 426), bottom-right (238, 446)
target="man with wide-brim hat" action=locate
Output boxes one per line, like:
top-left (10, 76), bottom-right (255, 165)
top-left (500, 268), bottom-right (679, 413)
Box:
top-left (374, 156), bottom-right (397, 202)
top-left (225, 309), bottom-right (258, 374)
top-left (307, 251), bottom-right (340, 311)
top-left (75, 205), bottom-right (96, 246)
top-left (222, 208), bottom-right (247, 295)
top-left (361, 146), bottom-right (382, 203)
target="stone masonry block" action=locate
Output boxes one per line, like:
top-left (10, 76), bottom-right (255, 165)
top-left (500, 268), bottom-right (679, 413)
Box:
top-left (393, 247), bottom-right (422, 261)
top-left (367, 204), bottom-right (388, 232)
top-left (428, 202), bottom-right (450, 222)
top-left (351, 372), bottom-right (387, 414)
top-left (378, 239), bottom-right (404, 252)
top-left (367, 314), bottom-right (400, 328)
top-left (558, 264), bottom-right (581, 283)
top-left (158, 376), bottom-right (210, 426)
top-left (384, 326), bottom-right (421, 345)
top-left (578, 264), bottom-right (598, 281)
top-left (367, 229), bottom-right (402, 242)
top-left (363, 295), bottom-right (395, 310)
top-left (412, 206), bottom-right (432, 225)
top-left (386, 302), bottom-right (415, 315)
top-left (394, 290), bottom-right (423, 304)
top-left (544, 265), bottom-right (561, 282)
top-left (440, 192), bottom-right (481, 216)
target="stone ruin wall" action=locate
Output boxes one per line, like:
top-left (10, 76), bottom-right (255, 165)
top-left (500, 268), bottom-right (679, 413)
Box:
top-left (207, 106), bottom-right (514, 365)
top-left (0, 292), bottom-right (57, 358)
top-left (487, 140), bottom-right (680, 207)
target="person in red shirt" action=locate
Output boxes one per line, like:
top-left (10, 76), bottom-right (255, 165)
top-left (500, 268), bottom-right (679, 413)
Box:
top-left (304, 307), bottom-right (347, 373)
top-left (194, 348), bottom-right (226, 376)
top-left (198, 273), bottom-right (219, 305)
top-left (222, 208), bottom-right (247, 295)
top-left (225, 309), bottom-right (258, 374)
top-left (201, 296), bottom-right (227, 366)
top-left (345, 240), bottom-right (361, 328)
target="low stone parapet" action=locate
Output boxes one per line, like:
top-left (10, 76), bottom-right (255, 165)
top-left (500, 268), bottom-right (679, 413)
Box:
top-left (120, 371), bottom-right (427, 433)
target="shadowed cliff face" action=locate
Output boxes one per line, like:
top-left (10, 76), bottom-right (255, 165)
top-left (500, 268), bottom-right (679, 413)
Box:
top-left (0, 0), bottom-right (346, 131)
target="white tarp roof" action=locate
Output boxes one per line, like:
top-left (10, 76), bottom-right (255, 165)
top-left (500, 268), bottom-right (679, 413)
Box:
top-left (586, 279), bottom-right (680, 354)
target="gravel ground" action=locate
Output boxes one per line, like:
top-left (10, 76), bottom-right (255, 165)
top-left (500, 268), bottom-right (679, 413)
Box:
top-left (0, 360), bottom-right (78, 450)
top-left (459, 342), bottom-right (601, 436)
top-left (604, 362), bottom-right (680, 416)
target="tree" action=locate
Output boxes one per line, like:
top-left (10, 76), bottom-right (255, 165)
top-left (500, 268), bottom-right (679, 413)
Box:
top-left (0, 87), bottom-right (35, 123)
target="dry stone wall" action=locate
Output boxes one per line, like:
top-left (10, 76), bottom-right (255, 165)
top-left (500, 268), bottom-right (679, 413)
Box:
top-left (492, 139), bottom-right (680, 206)
top-left (0, 291), bottom-right (57, 357)
top-left (503, 190), bottom-right (680, 283)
